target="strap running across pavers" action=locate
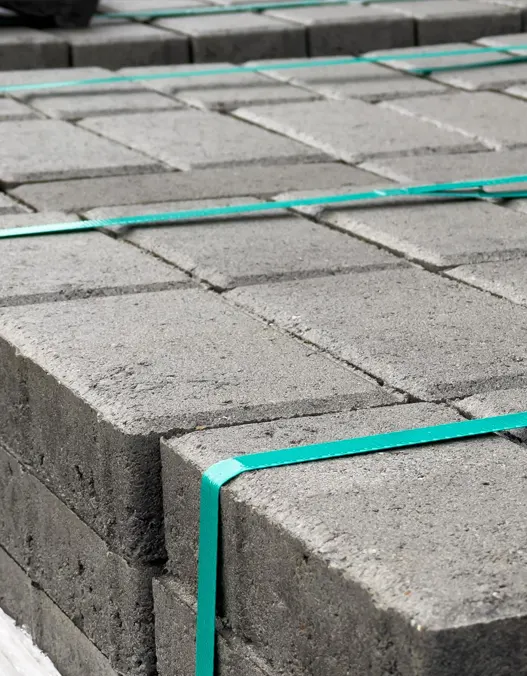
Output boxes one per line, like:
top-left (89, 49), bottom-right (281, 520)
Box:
top-left (196, 410), bottom-right (527, 676)
top-left (1, 174), bottom-right (526, 240)
top-left (1, 45), bottom-right (527, 94)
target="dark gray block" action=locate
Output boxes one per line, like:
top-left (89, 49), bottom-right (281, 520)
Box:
top-left (154, 577), bottom-right (270, 676)
top-left (234, 99), bottom-right (485, 164)
top-left (227, 266), bottom-right (527, 400)
top-left (9, 163), bottom-right (377, 211)
top-left (0, 211), bottom-right (189, 307)
top-left (0, 443), bottom-right (157, 675)
top-left (0, 119), bottom-right (164, 186)
top-left (0, 28), bottom-right (68, 70)
top-left (80, 109), bottom-right (329, 170)
top-left (161, 402), bottom-right (527, 676)
top-left (385, 0), bottom-right (521, 45)
top-left (155, 14), bottom-right (306, 63)
top-left (0, 289), bottom-right (393, 561)
top-left (85, 197), bottom-right (406, 289)
top-left (385, 91), bottom-right (527, 151)
top-left (47, 21), bottom-right (190, 69)
top-left (266, 5), bottom-right (414, 55)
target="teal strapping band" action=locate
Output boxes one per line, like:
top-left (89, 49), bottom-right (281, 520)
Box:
top-left (1, 174), bottom-right (527, 240)
top-left (1, 45), bottom-right (526, 94)
top-left (99, 0), bottom-right (421, 19)
top-left (196, 410), bottom-right (527, 676)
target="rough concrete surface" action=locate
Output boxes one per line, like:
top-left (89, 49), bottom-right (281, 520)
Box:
top-left (162, 402), bottom-right (527, 676)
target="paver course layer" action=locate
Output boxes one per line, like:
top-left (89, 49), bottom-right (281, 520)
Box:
top-left (161, 402), bottom-right (527, 676)
top-left (85, 197), bottom-right (406, 288)
top-left (0, 212), bottom-right (189, 306)
top-left (8, 163), bottom-right (376, 211)
top-left (0, 28), bottom-right (67, 70)
top-left (80, 109), bottom-right (328, 169)
top-left (0, 288), bottom-right (392, 561)
top-left (228, 266), bottom-right (527, 400)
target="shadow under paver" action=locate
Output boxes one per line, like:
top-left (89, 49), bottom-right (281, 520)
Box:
top-left (265, 4), bottom-right (413, 55)
top-left (383, 0), bottom-right (521, 44)
top-left (154, 13), bottom-right (305, 63)
top-left (0, 288), bottom-right (393, 562)
top-left (85, 197), bottom-right (406, 288)
top-left (0, 119), bottom-right (165, 185)
top-left (8, 162), bottom-right (376, 211)
top-left (234, 99), bottom-right (485, 164)
top-left (228, 266), bottom-right (527, 400)
top-left (385, 91), bottom-right (527, 150)
top-left (118, 64), bottom-right (317, 111)
top-left (1, 67), bottom-right (183, 119)
top-left (309, 197), bottom-right (527, 267)
top-left (80, 109), bottom-right (328, 169)
top-left (0, 212), bottom-right (189, 306)
top-left (161, 402), bottom-right (527, 676)
top-left (250, 56), bottom-right (446, 102)
top-left (447, 257), bottom-right (527, 305)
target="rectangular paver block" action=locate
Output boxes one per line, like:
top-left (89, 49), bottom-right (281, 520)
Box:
top-left (155, 13), bottom-right (306, 63)
top-left (1, 67), bottom-right (183, 119)
top-left (0, 211), bottom-right (189, 306)
top-left (9, 162), bottom-right (377, 211)
top-left (0, 27), bottom-right (67, 70)
top-left (0, 289), bottom-right (393, 561)
top-left (447, 257), bottom-right (527, 305)
top-left (265, 5), bottom-right (413, 55)
top-left (385, 1), bottom-right (521, 44)
top-left (161, 402), bottom-right (527, 676)
top-left (234, 99), bottom-right (485, 164)
top-left (310, 197), bottom-right (527, 267)
top-left (80, 109), bottom-right (329, 169)
top-left (477, 31), bottom-right (527, 52)
top-left (118, 64), bottom-right (317, 111)
top-left (0, 119), bottom-right (165, 186)
top-left (384, 91), bottom-right (527, 150)
top-left (0, 443), bottom-right (156, 675)
top-left (227, 266), bottom-right (527, 399)
top-left (85, 197), bottom-right (405, 289)
top-left (250, 56), bottom-right (446, 102)
top-left (47, 21), bottom-right (189, 68)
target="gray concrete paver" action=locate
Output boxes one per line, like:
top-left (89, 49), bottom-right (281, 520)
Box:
top-left (0, 27), bottom-right (68, 71)
top-left (447, 257), bottom-right (527, 304)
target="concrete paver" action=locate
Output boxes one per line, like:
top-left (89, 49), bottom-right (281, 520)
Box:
top-left (0, 192), bottom-right (29, 214)
top-left (0, 28), bottom-right (67, 70)
top-left (228, 266), bottom-right (527, 399)
top-left (85, 197), bottom-right (405, 288)
top-left (8, 162), bottom-right (377, 211)
top-left (162, 402), bottom-right (527, 676)
top-left (118, 64), bottom-right (318, 111)
top-left (235, 99), bottom-right (484, 164)
top-left (0, 289), bottom-right (393, 562)
top-left (0, 211), bottom-right (189, 306)
top-left (154, 14), bottom-right (306, 62)
top-left (265, 5), bottom-right (413, 55)
top-left (0, 119), bottom-right (164, 185)
top-left (80, 109), bottom-right (329, 169)
top-left (447, 257), bottom-right (527, 304)
top-left (0, 98), bottom-right (39, 121)
top-left (384, 91), bottom-right (527, 150)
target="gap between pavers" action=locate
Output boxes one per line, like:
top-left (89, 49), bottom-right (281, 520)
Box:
top-left (160, 401), bottom-right (527, 676)
top-left (446, 257), bottom-right (527, 306)
top-left (0, 288), bottom-right (395, 565)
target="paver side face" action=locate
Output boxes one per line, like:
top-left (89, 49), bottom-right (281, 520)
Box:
top-left (234, 99), bottom-right (486, 164)
top-left (0, 289), bottom-right (392, 561)
top-left (0, 28), bottom-right (68, 70)
top-left (228, 266), bottom-right (527, 400)
top-left (0, 119), bottom-right (164, 185)
top-left (79, 109), bottom-right (329, 169)
top-left (85, 197), bottom-right (406, 288)
top-left (162, 402), bottom-right (527, 676)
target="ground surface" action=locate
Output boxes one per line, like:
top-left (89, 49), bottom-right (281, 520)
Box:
top-left (0, 13), bottom-right (527, 676)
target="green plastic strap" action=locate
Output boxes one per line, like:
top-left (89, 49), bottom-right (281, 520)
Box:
top-left (100, 0), bottom-right (416, 19)
top-left (196, 410), bottom-right (527, 676)
top-left (1, 45), bottom-right (526, 94)
top-left (1, 174), bottom-right (526, 240)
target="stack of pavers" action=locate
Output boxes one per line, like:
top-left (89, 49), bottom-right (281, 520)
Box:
top-left (1, 2), bottom-right (527, 676)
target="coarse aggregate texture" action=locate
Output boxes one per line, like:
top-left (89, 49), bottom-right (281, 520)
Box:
top-left (161, 402), bottom-right (527, 676)
top-left (1, 36), bottom-right (527, 676)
